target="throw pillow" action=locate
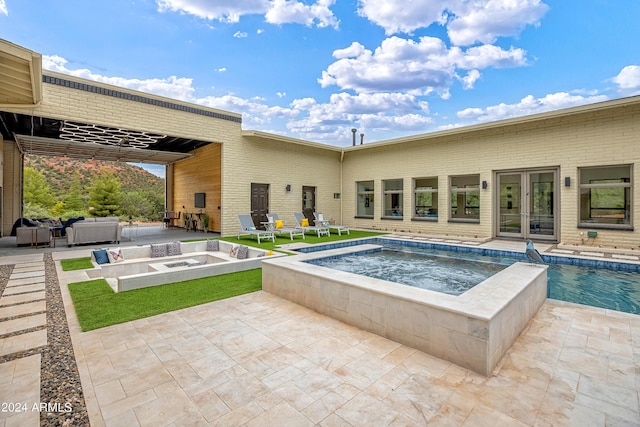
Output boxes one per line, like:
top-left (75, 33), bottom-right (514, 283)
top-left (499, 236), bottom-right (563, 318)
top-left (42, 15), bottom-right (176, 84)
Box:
top-left (92, 249), bottom-right (110, 265)
top-left (275, 219), bottom-right (283, 229)
top-left (230, 244), bottom-right (240, 258)
top-left (236, 245), bottom-right (249, 260)
top-left (301, 218), bottom-right (309, 227)
top-left (206, 239), bottom-right (219, 251)
top-left (107, 248), bottom-right (124, 263)
top-left (150, 243), bottom-right (167, 258)
top-left (166, 241), bottom-right (182, 256)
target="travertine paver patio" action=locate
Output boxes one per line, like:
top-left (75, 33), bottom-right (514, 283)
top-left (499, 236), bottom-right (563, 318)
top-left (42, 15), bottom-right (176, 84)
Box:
top-left (1, 240), bottom-right (639, 426)
top-left (58, 263), bottom-right (640, 427)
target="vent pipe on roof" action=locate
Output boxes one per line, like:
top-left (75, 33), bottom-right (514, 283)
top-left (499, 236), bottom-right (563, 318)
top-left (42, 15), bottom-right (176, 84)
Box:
top-left (351, 128), bottom-right (357, 146)
top-left (360, 133), bottom-right (364, 145)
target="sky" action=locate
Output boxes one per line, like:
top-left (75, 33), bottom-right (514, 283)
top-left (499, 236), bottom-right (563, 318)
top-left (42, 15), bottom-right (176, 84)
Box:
top-left (1, 0), bottom-right (640, 177)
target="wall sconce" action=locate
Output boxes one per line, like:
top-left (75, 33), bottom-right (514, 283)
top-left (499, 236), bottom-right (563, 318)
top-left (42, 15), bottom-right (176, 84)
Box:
top-left (285, 184), bottom-right (291, 192)
top-left (482, 180), bottom-right (488, 189)
top-left (564, 177), bottom-right (571, 187)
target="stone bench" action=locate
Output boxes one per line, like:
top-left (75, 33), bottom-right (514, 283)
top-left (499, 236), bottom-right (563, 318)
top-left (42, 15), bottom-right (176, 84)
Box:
top-left (85, 240), bottom-right (282, 292)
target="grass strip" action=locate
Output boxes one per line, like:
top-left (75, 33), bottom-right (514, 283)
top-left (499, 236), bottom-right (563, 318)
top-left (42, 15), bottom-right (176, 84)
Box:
top-left (222, 229), bottom-right (387, 252)
top-left (68, 268), bottom-right (262, 331)
top-left (60, 257), bottom-right (94, 271)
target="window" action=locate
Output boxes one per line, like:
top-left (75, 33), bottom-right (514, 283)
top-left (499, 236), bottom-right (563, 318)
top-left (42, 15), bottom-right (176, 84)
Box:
top-left (356, 180), bottom-right (374, 217)
top-left (414, 177), bottom-right (438, 219)
top-left (579, 165), bottom-right (632, 228)
top-left (383, 179), bottom-right (403, 218)
top-left (450, 175), bottom-right (480, 221)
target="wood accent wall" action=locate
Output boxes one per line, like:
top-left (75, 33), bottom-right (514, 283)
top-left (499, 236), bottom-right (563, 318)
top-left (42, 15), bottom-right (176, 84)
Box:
top-left (172, 143), bottom-right (221, 232)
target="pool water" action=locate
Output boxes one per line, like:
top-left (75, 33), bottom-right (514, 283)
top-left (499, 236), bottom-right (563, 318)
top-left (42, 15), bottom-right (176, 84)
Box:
top-left (304, 240), bottom-right (640, 314)
top-left (310, 250), bottom-right (506, 296)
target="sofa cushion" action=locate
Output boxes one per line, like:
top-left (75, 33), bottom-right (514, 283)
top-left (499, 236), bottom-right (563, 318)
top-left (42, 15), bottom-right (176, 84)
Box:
top-left (93, 249), bottom-right (110, 265)
top-left (236, 245), bottom-right (249, 260)
top-left (166, 241), bottom-right (182, 256)
top-left (206, 239), bottom-right (219, 252)
top-left (150, 243), bottom-right (167, 258)
top-left (230, 244), bottom-right (240, 258)
top-left (107, 247), bottom-right (125, 263)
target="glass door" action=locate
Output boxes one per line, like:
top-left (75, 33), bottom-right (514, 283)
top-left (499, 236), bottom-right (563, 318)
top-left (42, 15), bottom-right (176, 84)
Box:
top-left (528, 171), bottom-right (555, 238)
top-left (496, 169), bottom-right (557, 240)
top-left (498, 173), bottom-right (522, 237)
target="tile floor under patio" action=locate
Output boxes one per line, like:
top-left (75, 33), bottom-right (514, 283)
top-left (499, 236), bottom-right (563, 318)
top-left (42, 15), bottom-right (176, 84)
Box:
top-left (0, 237), bottom-right (639, 426)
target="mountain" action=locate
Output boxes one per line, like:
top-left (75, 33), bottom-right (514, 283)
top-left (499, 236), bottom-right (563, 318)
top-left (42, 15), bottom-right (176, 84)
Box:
top-left (25, 154), bottom-right (165, 198)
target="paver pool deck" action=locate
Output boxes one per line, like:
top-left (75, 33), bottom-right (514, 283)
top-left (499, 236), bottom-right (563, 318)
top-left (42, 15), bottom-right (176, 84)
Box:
top-left (0, 237), bottom-right (639, 426)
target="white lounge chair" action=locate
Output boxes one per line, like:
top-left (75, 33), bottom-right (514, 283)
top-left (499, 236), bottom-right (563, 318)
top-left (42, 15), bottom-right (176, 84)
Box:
top-left (314, 212), bottom-right (350, 236)
top-left (266, 214), bottom-right (305, 240)
top-left (237, 214), bottom-right (275, 244)
top-left (293, 212), bottom-right (330, 237)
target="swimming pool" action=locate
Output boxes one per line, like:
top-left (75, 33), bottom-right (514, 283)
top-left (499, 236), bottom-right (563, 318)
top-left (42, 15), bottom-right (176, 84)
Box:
top-left (300, 238), bottom-right (640, 315)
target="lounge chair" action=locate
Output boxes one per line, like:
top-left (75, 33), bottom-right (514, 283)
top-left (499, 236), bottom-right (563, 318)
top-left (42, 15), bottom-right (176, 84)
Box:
top-left (293, 212), bottom-right (330, 237)
top-left (266, 214), bottom-right (305, 240)
top-left (237, 214), bottom-right (275, 244)
top-left (314, 212), bottom-right (350, 236)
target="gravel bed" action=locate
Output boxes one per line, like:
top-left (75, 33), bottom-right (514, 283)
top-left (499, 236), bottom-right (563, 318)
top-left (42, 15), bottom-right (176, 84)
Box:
top-left (40, 253), bottom-right (89, 426)
top-left (0, 258), bottom-right (90, 425)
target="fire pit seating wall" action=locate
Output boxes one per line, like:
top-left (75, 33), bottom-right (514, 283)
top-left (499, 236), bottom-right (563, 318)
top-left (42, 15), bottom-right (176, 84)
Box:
top-left (85, 240), bottom-right (280, 292)
top-left (66, 217), bottom-right (122, 246)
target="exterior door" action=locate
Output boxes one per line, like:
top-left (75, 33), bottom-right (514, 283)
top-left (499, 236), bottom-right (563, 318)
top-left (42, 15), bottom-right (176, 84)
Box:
top-left (302, 186), bottom-right (316, 225)
top-left (251, 183), bottom-right (269, 229)
top-left (496, 169), bottom-right (557, 241)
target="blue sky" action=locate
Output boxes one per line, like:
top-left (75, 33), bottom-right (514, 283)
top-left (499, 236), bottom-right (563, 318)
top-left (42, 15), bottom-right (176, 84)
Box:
top-left (1, 0), bottom-right (640, 177)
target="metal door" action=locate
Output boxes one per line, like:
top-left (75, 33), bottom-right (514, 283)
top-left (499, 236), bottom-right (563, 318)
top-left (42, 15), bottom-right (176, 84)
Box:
top-left (251, 183), bottom-right (269, 229)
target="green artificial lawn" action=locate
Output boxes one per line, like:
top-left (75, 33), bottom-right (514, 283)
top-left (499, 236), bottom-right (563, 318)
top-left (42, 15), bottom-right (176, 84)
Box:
top-left (68, 268), bottom-right (262, 331)
top-left (222, 229), bottom-right (387, 252)
top-left (60, 257), bottom-right (94, 271)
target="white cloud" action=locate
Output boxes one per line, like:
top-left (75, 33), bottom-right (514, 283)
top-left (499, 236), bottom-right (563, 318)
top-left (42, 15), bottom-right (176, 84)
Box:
top-left (611, 65), bottom-right (640, 95)
top-left (0, 0), bottom-right (7, 15)
top-left (156, 0), bottom-right (338, 28)
top-left (216, 67), bottom-right (227, 72)
top-left (277, 92), bottom-right (286, 97)
top-left (265, 0), bottom-right (338, 28)
top-left (156, 0), bottom-right (269, 23)
top-left (196, 94), bottom-right (298, 126)
top-left (43, 55), bottom-right (196, 101)
top-left (456, 92), bottom-right (609, 124)
top-left (357, 0), bottom-right (548, 46)
top-left (447, 0), bottom-right (549, 46)
top-left (233, 31), bottom-right (248, 38)
top-left (285, 92), bottom-right (433, 144)
top-left (318, 36), bottom-right (528, 93)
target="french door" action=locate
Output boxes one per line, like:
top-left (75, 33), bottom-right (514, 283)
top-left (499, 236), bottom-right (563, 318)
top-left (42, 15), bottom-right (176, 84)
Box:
top-left (496, 169), bottom-right (558, 241)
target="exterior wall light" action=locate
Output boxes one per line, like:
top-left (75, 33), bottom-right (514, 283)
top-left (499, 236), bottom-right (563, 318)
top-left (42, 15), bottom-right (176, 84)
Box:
top-left (285, 184), bottom-right (291, 192)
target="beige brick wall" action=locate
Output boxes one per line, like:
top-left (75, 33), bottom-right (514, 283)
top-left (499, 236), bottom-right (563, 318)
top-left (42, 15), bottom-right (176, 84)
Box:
top-left (220, 136), bottom-right (342, 236)
top-left (342, 102), bottom-right (640, 248)
top-left (2, 71), bottom-right (241, 144)
top-left (2, 70), bottom-right (638, 249)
